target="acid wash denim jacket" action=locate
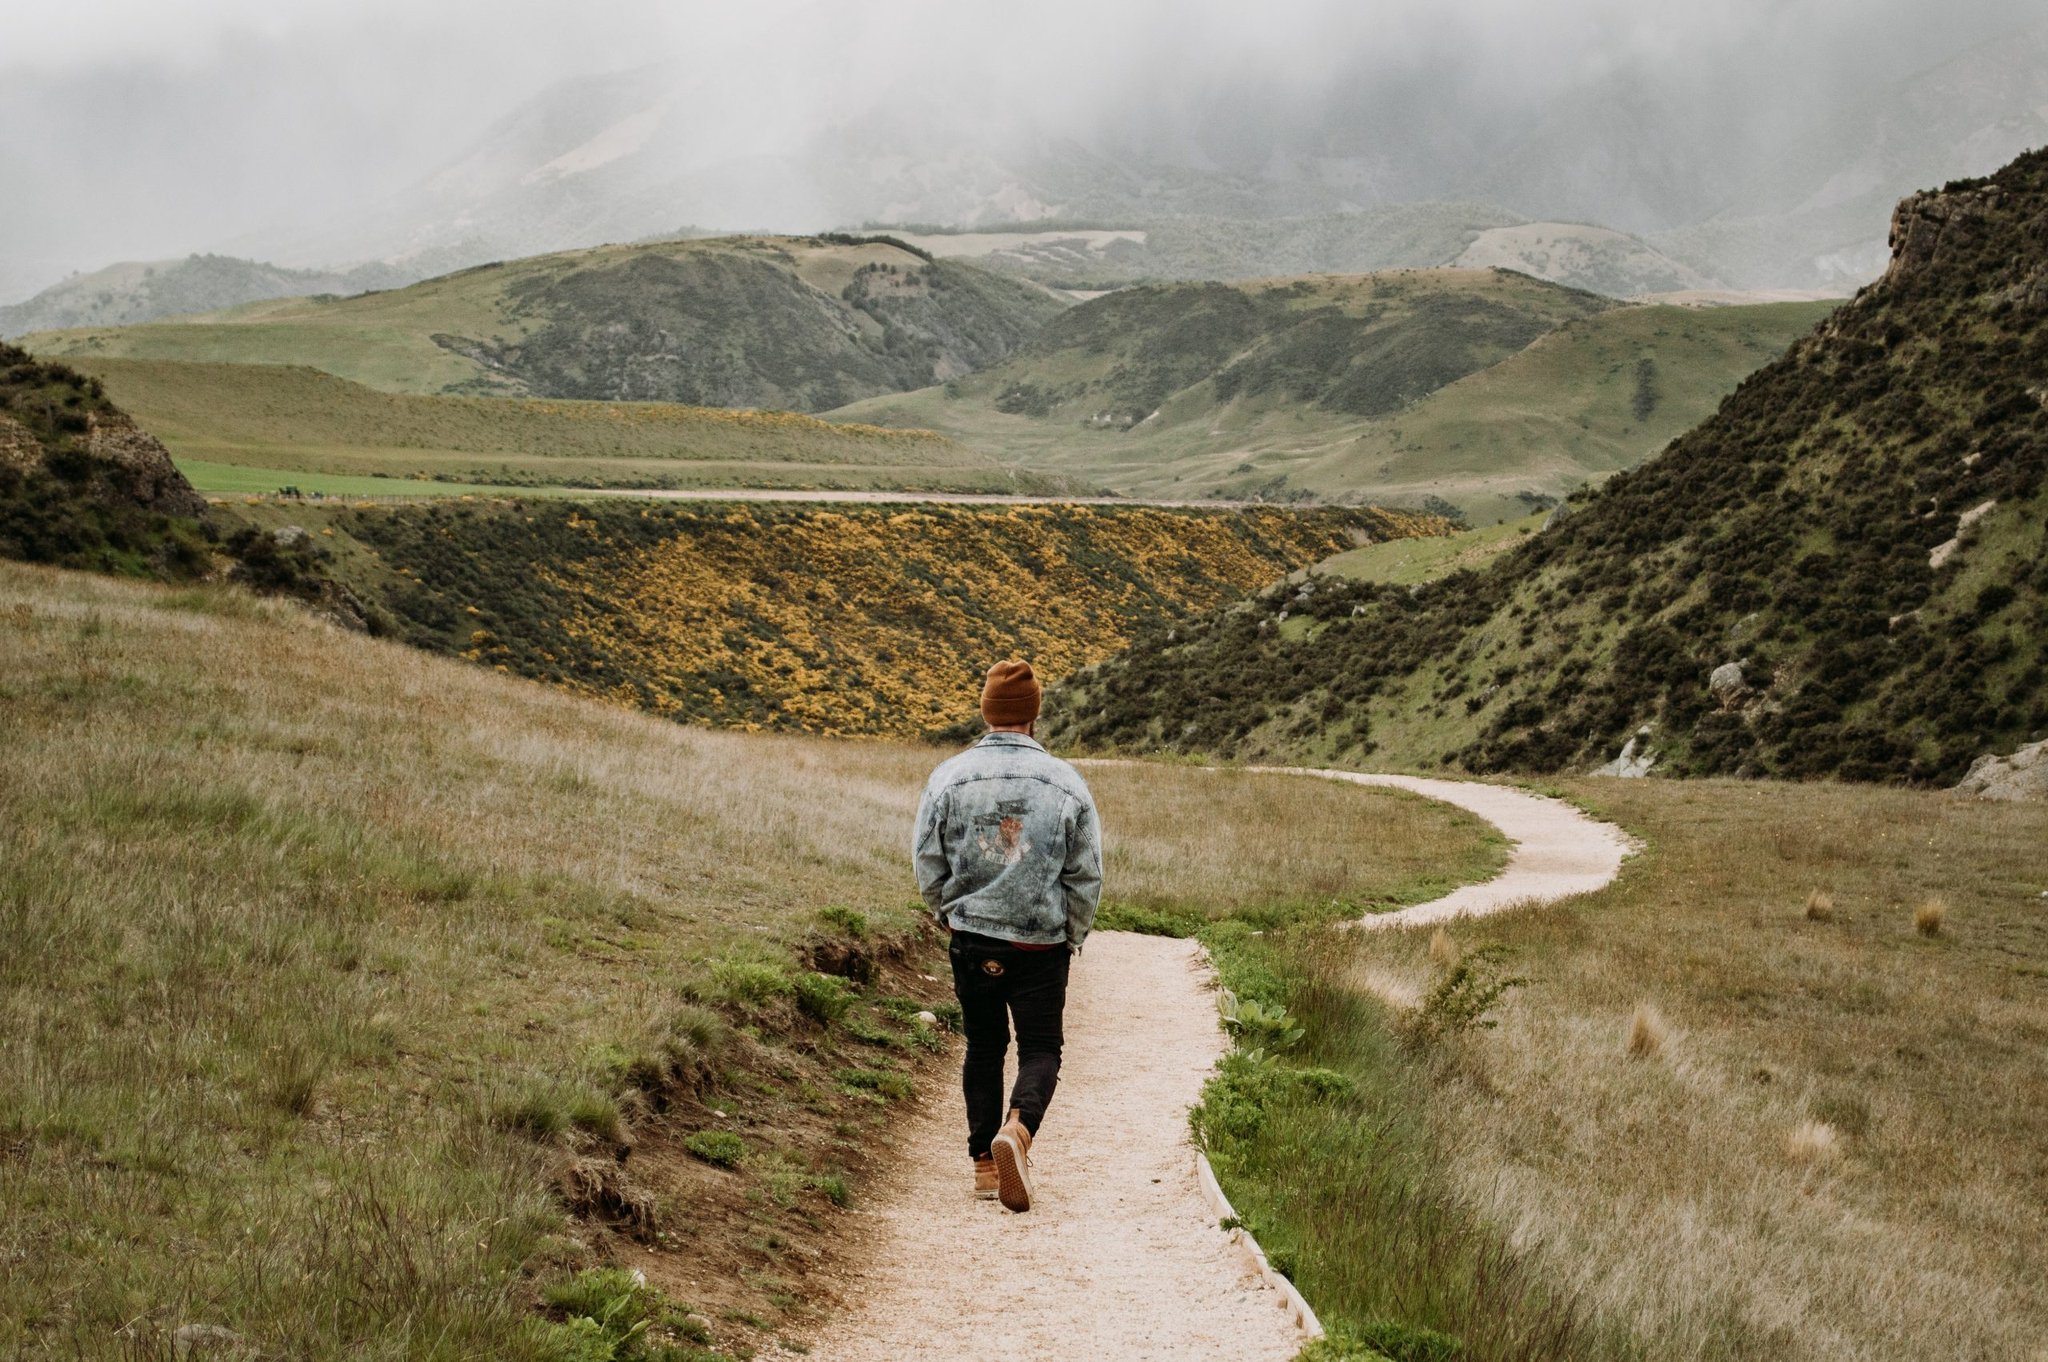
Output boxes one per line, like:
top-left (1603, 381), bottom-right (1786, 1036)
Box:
top-left (912, 732), bottom-right (1103, 952)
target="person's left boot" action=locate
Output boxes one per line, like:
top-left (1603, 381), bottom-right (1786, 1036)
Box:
top-left (991, 1109), bottom-right (1033, 1212)
top-left (972, 1155), bottom-right (998, 1200)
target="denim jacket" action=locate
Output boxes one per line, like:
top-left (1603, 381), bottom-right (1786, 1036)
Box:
top-left (912, 732), bottom-right (1102, 951)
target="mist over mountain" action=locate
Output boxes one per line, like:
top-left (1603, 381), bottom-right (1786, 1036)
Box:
top-left (5, 1), bottom-right (2046, 300)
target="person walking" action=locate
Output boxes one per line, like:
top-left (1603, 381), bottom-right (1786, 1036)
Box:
top-left (912, 659), bottom-right (1102, 1212)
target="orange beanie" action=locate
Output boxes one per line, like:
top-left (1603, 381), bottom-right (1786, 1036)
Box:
top-left (980, 659), bottom-right (1042, 726)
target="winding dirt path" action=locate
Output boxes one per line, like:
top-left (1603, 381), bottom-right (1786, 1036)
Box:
top-left (806, 770), bottom-right (1631, 1361)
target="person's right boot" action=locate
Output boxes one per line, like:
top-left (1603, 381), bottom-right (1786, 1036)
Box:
top-left (991, 1108), bottom-right (1033, 1212)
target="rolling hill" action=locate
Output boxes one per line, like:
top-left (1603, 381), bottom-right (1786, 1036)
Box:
top-left (1048, 148), bottom-right (2048, 786)
top-left (70, 358), bottom-right (1066, 497)
top-left (0, 254), bottom-right (434, 337)
top-left (24, 235), bottom-right (1067, 413)
top-left (835, 271), bottom-right (1836, 522)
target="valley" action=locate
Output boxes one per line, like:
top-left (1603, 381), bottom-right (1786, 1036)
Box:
top-left (836, 273), bottom-right (1834, 522)
top-left (6, 18), bottom-right (2048, 1360)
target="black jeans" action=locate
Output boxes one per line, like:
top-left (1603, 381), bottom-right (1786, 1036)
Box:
top-left (949, 929), bottom-right (1071, 1160)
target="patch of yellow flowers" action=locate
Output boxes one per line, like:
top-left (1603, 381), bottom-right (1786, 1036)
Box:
top-left (529, 505), bottom-right (1427, 737)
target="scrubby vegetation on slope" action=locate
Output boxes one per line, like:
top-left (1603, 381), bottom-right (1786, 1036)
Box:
top-left (74, 357), bottom-right (1060, 496)
top-left (310, 500), bottom-right (1432, 737)
top-left (1051, 149), bottom-right (2048, 785)
top-left (25, 236), bottom-right (1066, 412)
top-left (0, 560), bottom-right (1492, 1359)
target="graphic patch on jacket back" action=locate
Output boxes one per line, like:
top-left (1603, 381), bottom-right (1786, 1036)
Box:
top-left (974, 799), bottom-right (1034, 866)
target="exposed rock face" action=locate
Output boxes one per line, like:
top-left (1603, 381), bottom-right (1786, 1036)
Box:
top-left (83, 412), bottom-right (208, 518)
top-left (1951, 739), bottom-right (2048, 801)
top-left (1708, 661), bottom-right (1747, 704)
top-left (1594, 731), bottom-right (1658, 778)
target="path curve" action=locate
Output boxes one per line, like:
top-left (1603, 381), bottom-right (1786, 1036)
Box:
top-left (806, 770), bottom-right (1632, 1360)
top-left (1252, 768), bottom-right (1636, 930)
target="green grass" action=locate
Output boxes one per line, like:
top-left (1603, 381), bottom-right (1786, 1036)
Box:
top-left (24, 235), bottom-right (1064, 414)
top-left (835, 289), bottom-right (1835, 523)
top-left (69, 358), bottom-right (1072, 497)
top-left (1317, 515), bottom-right (1544, 586)
top-left (176, 458), bottom-right (548, 498)
top-left (0, 559), bottom-right (1502, 1359)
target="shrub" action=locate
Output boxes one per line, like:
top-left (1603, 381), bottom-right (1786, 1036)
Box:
top-left (539, 1267), bottom-right (658, 1360)
top-left (684, 1130), bottom-right (746, 1168)
top-left (794, 971), bottom-right (854, 1025)
top-left (817, 904), bottom-right (868, 938)
top-left (1406, 944), bottom-right (1527, 1046)
top-left (1219, 990), bottom-right (1305, 1051)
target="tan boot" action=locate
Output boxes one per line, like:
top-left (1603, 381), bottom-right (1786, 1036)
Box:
top-left (972, 1155), bottom-right (998, 1201)
top-left (991, 1108), bottom-right (1033, 1212)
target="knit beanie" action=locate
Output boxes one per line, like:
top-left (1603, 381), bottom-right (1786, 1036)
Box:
top-left (980, 659), bottom-right (1042, 726)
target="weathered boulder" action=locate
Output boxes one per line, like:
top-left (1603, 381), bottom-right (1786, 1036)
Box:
top-left (1951, 739), bottom-right (2048, 801)
top-left (1708, 661), bottom-right (1748, 705)
top-left (273, 524), bottom-right (312, 548)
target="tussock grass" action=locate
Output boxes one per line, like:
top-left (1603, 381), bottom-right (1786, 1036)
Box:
top-left (1428, 927), bottom-right (1461, 969)
top-left (1785, 1120), bottom-right (1843, 1167)
top-left (1804, 888), bottom-right (1834, 922)
top-left (1333, 778), bottom-right (2048, 1359)
top-left (1913, 897), bottom-right (1948, 937)
top-left (1624, 1003), bottom-right (1668, 1060)
top-left (0, 560), bottom-right (1494, 1359)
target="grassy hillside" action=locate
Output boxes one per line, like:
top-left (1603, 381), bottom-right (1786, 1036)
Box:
top-left (0, 559), bottom-right (1496, 1360)
top-left (24, 235), bottom-right (1067, 413)
top-left (276, 499), bottom-right (1433, 738)
top-left (837, 274), bottom-right (1833, 522)
top-left (1049, 149), bottom-right (2048, 785)
top-left (73, 358), bottom-right (1065, 496)
top-left (1199, 777), bottom-right (2048, 1358)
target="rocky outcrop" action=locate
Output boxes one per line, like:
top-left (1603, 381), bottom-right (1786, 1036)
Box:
top-left (83, 412), bottom-right (208, 518)
top-left (1594, 730), bottom-right (1658, 778)
top-left (1951, 739), bottom-right (2048, 801)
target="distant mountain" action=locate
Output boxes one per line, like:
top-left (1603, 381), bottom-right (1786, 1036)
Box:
top-left (210, 19), bottom-right (2048, 299)
top-left (833, 270), bottom-right (1829, 520)
top-left (0, 254), bottom-right (442, 338)
top-left (1049, 148), bottom-right (2048, 786)
top-left (1654, 21), bottom-right (2048, 290)
top-left (24, 235), bottom-right (1067, 413)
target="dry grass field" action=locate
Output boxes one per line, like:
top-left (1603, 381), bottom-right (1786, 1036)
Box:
top-left (0, 560), bottom-right (1497, 1361)
top-left (1267, 778), bottom-right (2048, 1360)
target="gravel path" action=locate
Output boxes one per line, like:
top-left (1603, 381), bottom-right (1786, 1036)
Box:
top-left (1254, 769), bottom-right (1637, 930)
top-left (806, 770), bottom-right (1632, 1360)
top-left (809, 932), bottom-right (1301, 1362)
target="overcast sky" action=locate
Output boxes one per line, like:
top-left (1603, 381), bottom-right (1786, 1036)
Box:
top-left (4, 0), bottom-right (2042, 299)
